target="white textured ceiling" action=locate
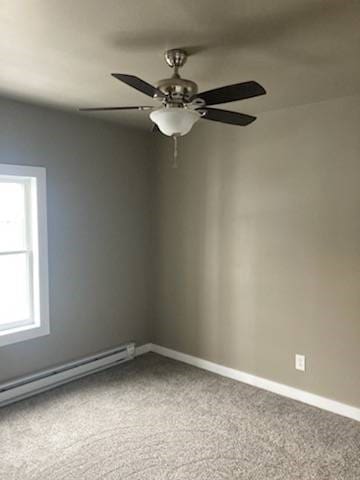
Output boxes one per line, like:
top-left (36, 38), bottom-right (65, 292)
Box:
top-left (1, 0), bottom-right (360, 129)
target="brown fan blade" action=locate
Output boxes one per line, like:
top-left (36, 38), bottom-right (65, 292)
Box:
top-left (111, 74), bottom-right (164, 98)
top-left (201, 108), bottom-right (256, 126)
top-left (79, 106), bottom-right (152, 112)
top-left (196, 81), bottom-right (266, 106)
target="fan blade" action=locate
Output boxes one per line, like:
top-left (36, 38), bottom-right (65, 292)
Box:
top-left (196, 81), bottom-right (266, 106)
top-left (79, 106), bottom-right (152, 112)
top-left (201, 108), bottom-right (256, 126)
top-left (112, 74), bottom-right (164, 98)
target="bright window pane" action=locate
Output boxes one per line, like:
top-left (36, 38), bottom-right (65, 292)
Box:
top-left (0, 253), bottom-right (31, 326)
top-left (0, 182), bottom-right (27, 252)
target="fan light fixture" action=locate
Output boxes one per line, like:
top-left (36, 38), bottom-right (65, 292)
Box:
top-left (150, 107), bottom-right (201, 136)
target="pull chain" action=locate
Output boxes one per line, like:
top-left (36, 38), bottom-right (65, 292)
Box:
top-left (172, 134), bottom-right (179, 168)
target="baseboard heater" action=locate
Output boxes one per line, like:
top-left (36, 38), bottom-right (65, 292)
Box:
top-left (0, 342), bottom-right (136, 408)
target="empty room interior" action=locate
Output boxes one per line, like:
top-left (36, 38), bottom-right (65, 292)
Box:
top-left (1, 1), bottom-right (360, 478)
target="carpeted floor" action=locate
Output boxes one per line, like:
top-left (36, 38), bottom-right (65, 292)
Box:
top-left (0, 353), bottom-right (359, 479)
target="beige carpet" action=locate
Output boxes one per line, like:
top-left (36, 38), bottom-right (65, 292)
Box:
top-left (0, 353), bottom-right (359, 479)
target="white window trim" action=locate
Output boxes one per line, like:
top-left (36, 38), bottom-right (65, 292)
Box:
top-left (0, 163), bottom-right (50, 347)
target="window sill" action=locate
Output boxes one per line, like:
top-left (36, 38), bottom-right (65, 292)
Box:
top-left (0, 323), bottom-right (50, 347)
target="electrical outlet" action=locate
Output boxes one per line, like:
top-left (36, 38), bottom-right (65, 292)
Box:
top-left (295, 354), bottom-right (306, 372)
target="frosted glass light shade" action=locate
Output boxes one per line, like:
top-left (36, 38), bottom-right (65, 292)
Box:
top-left (150, 107), bottom-right (200, 136)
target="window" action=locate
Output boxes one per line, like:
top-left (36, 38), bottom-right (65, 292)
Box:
top-left (0, 164), bottom-right (49, 347)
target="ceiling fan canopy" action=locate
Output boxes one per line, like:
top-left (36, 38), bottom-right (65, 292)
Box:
top-left (80, 48), bottom-right (266, 137)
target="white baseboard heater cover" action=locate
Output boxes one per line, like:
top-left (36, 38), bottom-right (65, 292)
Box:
top-left (0, 342), bottom-right (136, 408)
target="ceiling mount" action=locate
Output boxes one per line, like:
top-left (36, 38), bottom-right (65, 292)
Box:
top-left (164, 49), bottom-right (187, 72)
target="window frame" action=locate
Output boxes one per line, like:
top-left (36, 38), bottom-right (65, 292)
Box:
top-left (0, 164), bottom-right (49, 347)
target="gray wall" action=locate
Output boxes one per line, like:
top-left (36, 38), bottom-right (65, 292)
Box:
top-left (1, 93), bottom-right (359, 409)
top-left (0, 97), bottom-right (153, 382)
top-left (154, 95), bottom-right (360, 408)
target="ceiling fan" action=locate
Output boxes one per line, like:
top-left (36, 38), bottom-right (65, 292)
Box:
top-left (79, 48), bottom-right (266, 139)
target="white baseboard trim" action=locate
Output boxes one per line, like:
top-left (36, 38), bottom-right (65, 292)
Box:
top-left (3, 341), bottom-right (358, 422)
top-left (135, 343), bottom-right (152, 356)
top-left (150, 344), bottom-right (360, 422)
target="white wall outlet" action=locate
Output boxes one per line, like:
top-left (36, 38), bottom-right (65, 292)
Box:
top-left (295, 354), bottom-right (306, 372)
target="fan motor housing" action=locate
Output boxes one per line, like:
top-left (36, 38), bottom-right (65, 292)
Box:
top-left (156, 77), bottom-right (198, 101)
